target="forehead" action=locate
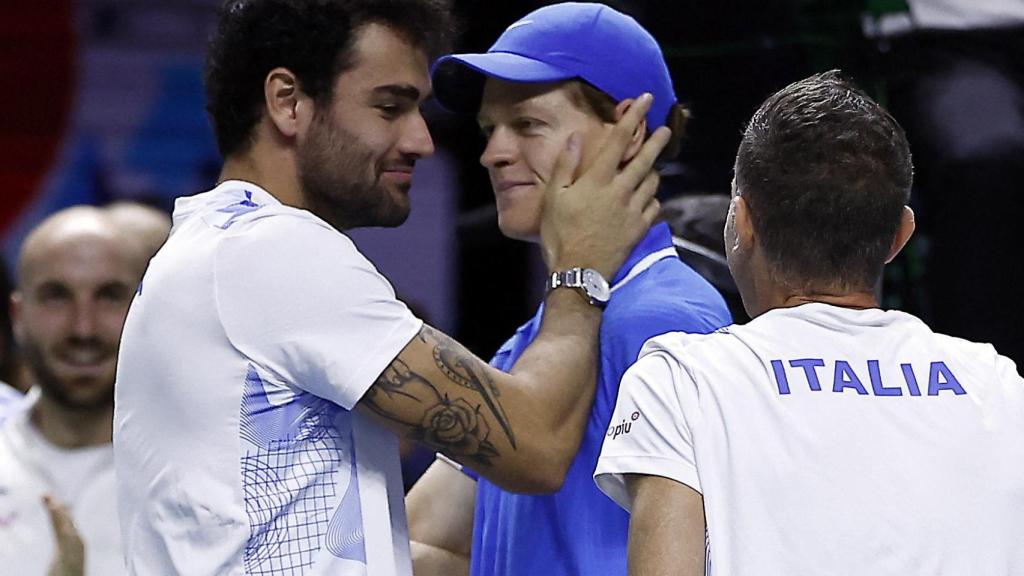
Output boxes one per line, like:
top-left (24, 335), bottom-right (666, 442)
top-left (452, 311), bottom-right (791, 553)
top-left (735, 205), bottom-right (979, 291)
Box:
top-left (22, 230), bottom-right (137, 288)
top-left (333, 22), bottom-right (430, 99)
top-left (478, 79), bottom-right (588, 121)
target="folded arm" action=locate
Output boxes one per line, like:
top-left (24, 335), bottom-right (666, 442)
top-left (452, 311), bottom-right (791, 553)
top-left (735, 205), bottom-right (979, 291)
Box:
top-left (407, 460), bottom-right (475, 576)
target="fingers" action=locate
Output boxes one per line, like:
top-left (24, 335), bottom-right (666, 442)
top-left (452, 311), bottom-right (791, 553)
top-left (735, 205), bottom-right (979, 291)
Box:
top-left (546, 132), bottom-right (582, 198)
top-left (44, 495), bottom-right (85, 576)
top-left (44, 495), bottom-right (75, 538)
top-left (641, 196), bottom-right (661, 227)
top-left (617, 126), bottom-right (671, 193)
top-left (630, 170), bottom-right (661, 214)
top-left (587, 93), bottom-right (655, 183)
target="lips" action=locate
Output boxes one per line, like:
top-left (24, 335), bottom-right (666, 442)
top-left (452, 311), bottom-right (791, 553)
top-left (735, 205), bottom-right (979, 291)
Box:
top-left (493, 180), bottom-right (534, 193)
top-left (54, 344), bottom-right (113, 368)
top-left (381, 165), bottom-right (415, 187)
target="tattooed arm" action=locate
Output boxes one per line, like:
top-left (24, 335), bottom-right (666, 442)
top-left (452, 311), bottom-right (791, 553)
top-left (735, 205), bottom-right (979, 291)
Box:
top-left (360, 288), bottom-right (601, 492)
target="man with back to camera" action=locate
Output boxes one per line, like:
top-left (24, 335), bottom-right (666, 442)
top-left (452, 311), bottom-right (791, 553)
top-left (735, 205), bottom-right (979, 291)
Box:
top-left (595, 71), bottom-right (1024, 575)
top-left (405, 4), bottom-right (732, 575)
top-left (112, 0), bottom-right (672, 574)
top-left (0, 204), bottom-right (169, 576)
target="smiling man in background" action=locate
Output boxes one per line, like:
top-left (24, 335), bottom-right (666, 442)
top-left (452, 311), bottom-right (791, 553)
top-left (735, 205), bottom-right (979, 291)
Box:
top-left (0, 204), bottom-right (167, 576)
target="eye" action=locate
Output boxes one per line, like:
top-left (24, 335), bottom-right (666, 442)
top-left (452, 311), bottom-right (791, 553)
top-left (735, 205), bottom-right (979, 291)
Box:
top-left (512, 117), bottom-right (545, 134)
top-left (377, 105), bottom-right (399, 117)
top-left (96, 283), bottom-right (132, 304)
top-left (35, 283), bottom-right (71, 304)
top-left (478, 123), bottom-right (494, 139)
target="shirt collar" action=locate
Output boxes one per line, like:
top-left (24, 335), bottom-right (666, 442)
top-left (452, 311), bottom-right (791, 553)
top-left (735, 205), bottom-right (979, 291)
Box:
top-left (610, 222), bottom-right (676, 286)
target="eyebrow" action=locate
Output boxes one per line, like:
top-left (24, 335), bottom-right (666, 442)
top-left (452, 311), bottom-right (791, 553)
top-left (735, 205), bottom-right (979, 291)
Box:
top-left (476, 101), bottom-right (542, 126)
top-left (372, 84), bottom-right (426, 102)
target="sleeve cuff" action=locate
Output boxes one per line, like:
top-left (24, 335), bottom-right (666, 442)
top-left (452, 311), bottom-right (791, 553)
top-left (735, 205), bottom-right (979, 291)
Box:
top-left (595, 454), bottom-right (702, 511)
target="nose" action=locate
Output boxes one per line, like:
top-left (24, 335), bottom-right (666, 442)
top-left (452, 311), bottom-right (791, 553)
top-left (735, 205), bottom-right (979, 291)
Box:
top-left (70, 301), bottom-right (99, 339)
top-left (480, 127), bottom-right (516, 170)
top-left (398, 110), bottom-right (435, 159)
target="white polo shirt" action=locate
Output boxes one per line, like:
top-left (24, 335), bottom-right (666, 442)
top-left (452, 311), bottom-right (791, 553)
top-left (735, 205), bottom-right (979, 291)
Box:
top-left (596, 303), bottom-right (1024, 576)
top-left (114, 181), bottom-right (422, 575)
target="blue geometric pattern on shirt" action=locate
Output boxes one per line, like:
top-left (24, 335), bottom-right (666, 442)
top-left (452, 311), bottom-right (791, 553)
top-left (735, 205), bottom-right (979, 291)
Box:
top-left (239, 364), bottom-right (366, 574)
top-left (212, 190), bottom-right (262, 229)
top-left (325, 433), bottom-right (366, 562)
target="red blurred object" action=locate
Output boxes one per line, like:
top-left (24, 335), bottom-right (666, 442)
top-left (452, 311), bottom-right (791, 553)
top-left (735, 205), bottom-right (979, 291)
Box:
top-left (0, 1), bottom-right (75, 232)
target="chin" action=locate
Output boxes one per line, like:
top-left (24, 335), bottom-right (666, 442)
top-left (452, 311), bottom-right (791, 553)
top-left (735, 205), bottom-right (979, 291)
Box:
top-left (497, 219), bottom-right (539, 242)
top-left (372, 187), bottom-right (411, 227)
top-left (373, 200), bottom-right (410, 228)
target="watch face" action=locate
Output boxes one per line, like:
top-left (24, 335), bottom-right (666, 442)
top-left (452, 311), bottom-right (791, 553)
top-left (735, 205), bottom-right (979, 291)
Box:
top-left (582, 269), bottom-right (610, 303)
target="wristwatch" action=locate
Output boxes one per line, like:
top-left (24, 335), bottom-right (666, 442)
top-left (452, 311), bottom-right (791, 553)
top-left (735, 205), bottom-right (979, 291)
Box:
top-left (547, 267), bottom-right (610, 307)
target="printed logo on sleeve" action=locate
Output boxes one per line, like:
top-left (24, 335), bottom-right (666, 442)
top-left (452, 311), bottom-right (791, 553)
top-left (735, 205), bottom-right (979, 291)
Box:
top-left (607, 411), bottom-right (642, 440)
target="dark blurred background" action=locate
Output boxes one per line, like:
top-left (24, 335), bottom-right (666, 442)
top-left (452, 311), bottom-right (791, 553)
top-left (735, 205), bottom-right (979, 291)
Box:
top-left (2, 0), bottom-right (1021, 381)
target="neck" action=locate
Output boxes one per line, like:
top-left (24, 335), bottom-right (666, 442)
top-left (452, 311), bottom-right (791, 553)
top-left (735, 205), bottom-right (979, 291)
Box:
top-left (31, 395), bottom-right (114, 449)
top-left (778, 291), bottom-right (879, 311)
top-left (219, 133), bottom-right (304, 209)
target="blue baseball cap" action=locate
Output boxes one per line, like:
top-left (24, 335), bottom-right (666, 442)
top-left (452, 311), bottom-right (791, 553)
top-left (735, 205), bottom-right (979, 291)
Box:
top-left (431, 2), bottom-right (676, 129)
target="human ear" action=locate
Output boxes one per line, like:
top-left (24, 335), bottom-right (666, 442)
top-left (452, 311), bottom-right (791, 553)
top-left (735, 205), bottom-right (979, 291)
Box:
top-left (10, 292), bottom-right (22, 344)
top-left (613, 99), bottom-right (647, 163)
top-left (731, 195), bottom-right (755, 253)
top-left (264, 67), bottom-right (310, 140)
top-left (884, 206), bottom-right (916, 263)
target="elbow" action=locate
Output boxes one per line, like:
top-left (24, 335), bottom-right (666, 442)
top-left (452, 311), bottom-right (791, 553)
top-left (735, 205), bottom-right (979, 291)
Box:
top-left (498, 445), bottom-right (575, 495)
top-left (527, 463), bottom-right (570, 495)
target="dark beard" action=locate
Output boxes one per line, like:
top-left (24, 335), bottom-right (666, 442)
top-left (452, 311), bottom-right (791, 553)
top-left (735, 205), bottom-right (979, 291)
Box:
top-left (297, 112), bottom-right (410, 231)
top-left (21, 337), bottom-right (115, 412)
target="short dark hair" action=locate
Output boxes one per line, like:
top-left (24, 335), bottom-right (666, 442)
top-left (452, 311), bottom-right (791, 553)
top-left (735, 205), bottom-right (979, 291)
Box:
top-left (205, 0), bottom-right (454, 157)
top-left (564, 80), bottom-right (689, 161)
top-left (735, 70), bottom-right (913, 290)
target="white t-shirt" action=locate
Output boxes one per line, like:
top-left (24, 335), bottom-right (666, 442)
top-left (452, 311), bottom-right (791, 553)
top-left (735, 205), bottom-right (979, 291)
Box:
top-left (114, 181), bottom-right (422, 575)
top-left (596, 303), bottom-right (1024, 576)
top-left (0, 381), bottom-right (26, 426)
top-left (0, 397), bottom-right (124, 575)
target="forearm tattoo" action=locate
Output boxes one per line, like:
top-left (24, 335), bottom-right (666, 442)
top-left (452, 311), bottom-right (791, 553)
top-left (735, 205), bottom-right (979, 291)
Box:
top-left (363, 326), bottom-right (516, 466)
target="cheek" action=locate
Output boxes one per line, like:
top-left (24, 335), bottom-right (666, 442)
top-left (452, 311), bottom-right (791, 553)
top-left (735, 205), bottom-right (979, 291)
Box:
top-left (520, 140), bottom-right (562, 182)
top-left (18, 308), bottom-right (66, 339)
top-left (100, 305), bottom-right (131, 336)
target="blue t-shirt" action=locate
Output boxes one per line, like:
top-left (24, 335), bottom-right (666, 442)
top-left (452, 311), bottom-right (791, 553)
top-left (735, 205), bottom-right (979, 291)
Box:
top-left (469, 223), bottom-right (732, 576)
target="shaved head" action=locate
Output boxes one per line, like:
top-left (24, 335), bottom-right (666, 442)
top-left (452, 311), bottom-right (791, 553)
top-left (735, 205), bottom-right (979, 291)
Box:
top-left (18, 207), bottom-right (134, 288)
top-left (104, 202), bottom-right (172, 262)
top-left (13, 206), bottom-right (147, 411)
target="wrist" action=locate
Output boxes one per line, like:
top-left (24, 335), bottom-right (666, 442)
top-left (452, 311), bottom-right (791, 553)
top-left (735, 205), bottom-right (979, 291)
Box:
top-left (546, 267), bottom-right (610, 307)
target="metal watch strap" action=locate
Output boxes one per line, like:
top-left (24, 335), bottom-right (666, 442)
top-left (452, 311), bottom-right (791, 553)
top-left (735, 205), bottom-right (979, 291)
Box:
top-left (547, 267), bottom-right (608, 307)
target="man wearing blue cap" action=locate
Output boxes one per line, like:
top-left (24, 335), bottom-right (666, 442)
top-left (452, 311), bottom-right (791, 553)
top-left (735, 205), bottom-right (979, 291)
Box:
top-left (407, 4), bottom-right (732, 575)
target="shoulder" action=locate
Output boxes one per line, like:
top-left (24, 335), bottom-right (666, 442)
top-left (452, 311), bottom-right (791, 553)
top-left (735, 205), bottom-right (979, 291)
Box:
top-left (213, 209), bottom-right (380, 282)
top-left (602, 260), bottom-right (731, 349)
top-left (638, 328), bottom-right (733, 360)
top-left (927, 328), bottom-right (1020, 381)
top-left (179, 183), bottom-right (362, 260)
top-left (632, 327), bottom-right (747, 380)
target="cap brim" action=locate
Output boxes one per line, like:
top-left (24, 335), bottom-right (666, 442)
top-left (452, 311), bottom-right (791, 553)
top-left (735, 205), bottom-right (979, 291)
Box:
top-left (431, 52), bottom-right (576, 116)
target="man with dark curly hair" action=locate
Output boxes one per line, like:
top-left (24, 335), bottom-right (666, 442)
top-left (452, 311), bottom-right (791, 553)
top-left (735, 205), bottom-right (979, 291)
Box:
top-left (112, 1), bottom-right (671, 574)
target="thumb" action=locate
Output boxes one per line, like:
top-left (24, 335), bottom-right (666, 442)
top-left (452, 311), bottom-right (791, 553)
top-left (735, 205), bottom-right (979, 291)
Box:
top-left (546, 132), bottom-right (582, 198)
